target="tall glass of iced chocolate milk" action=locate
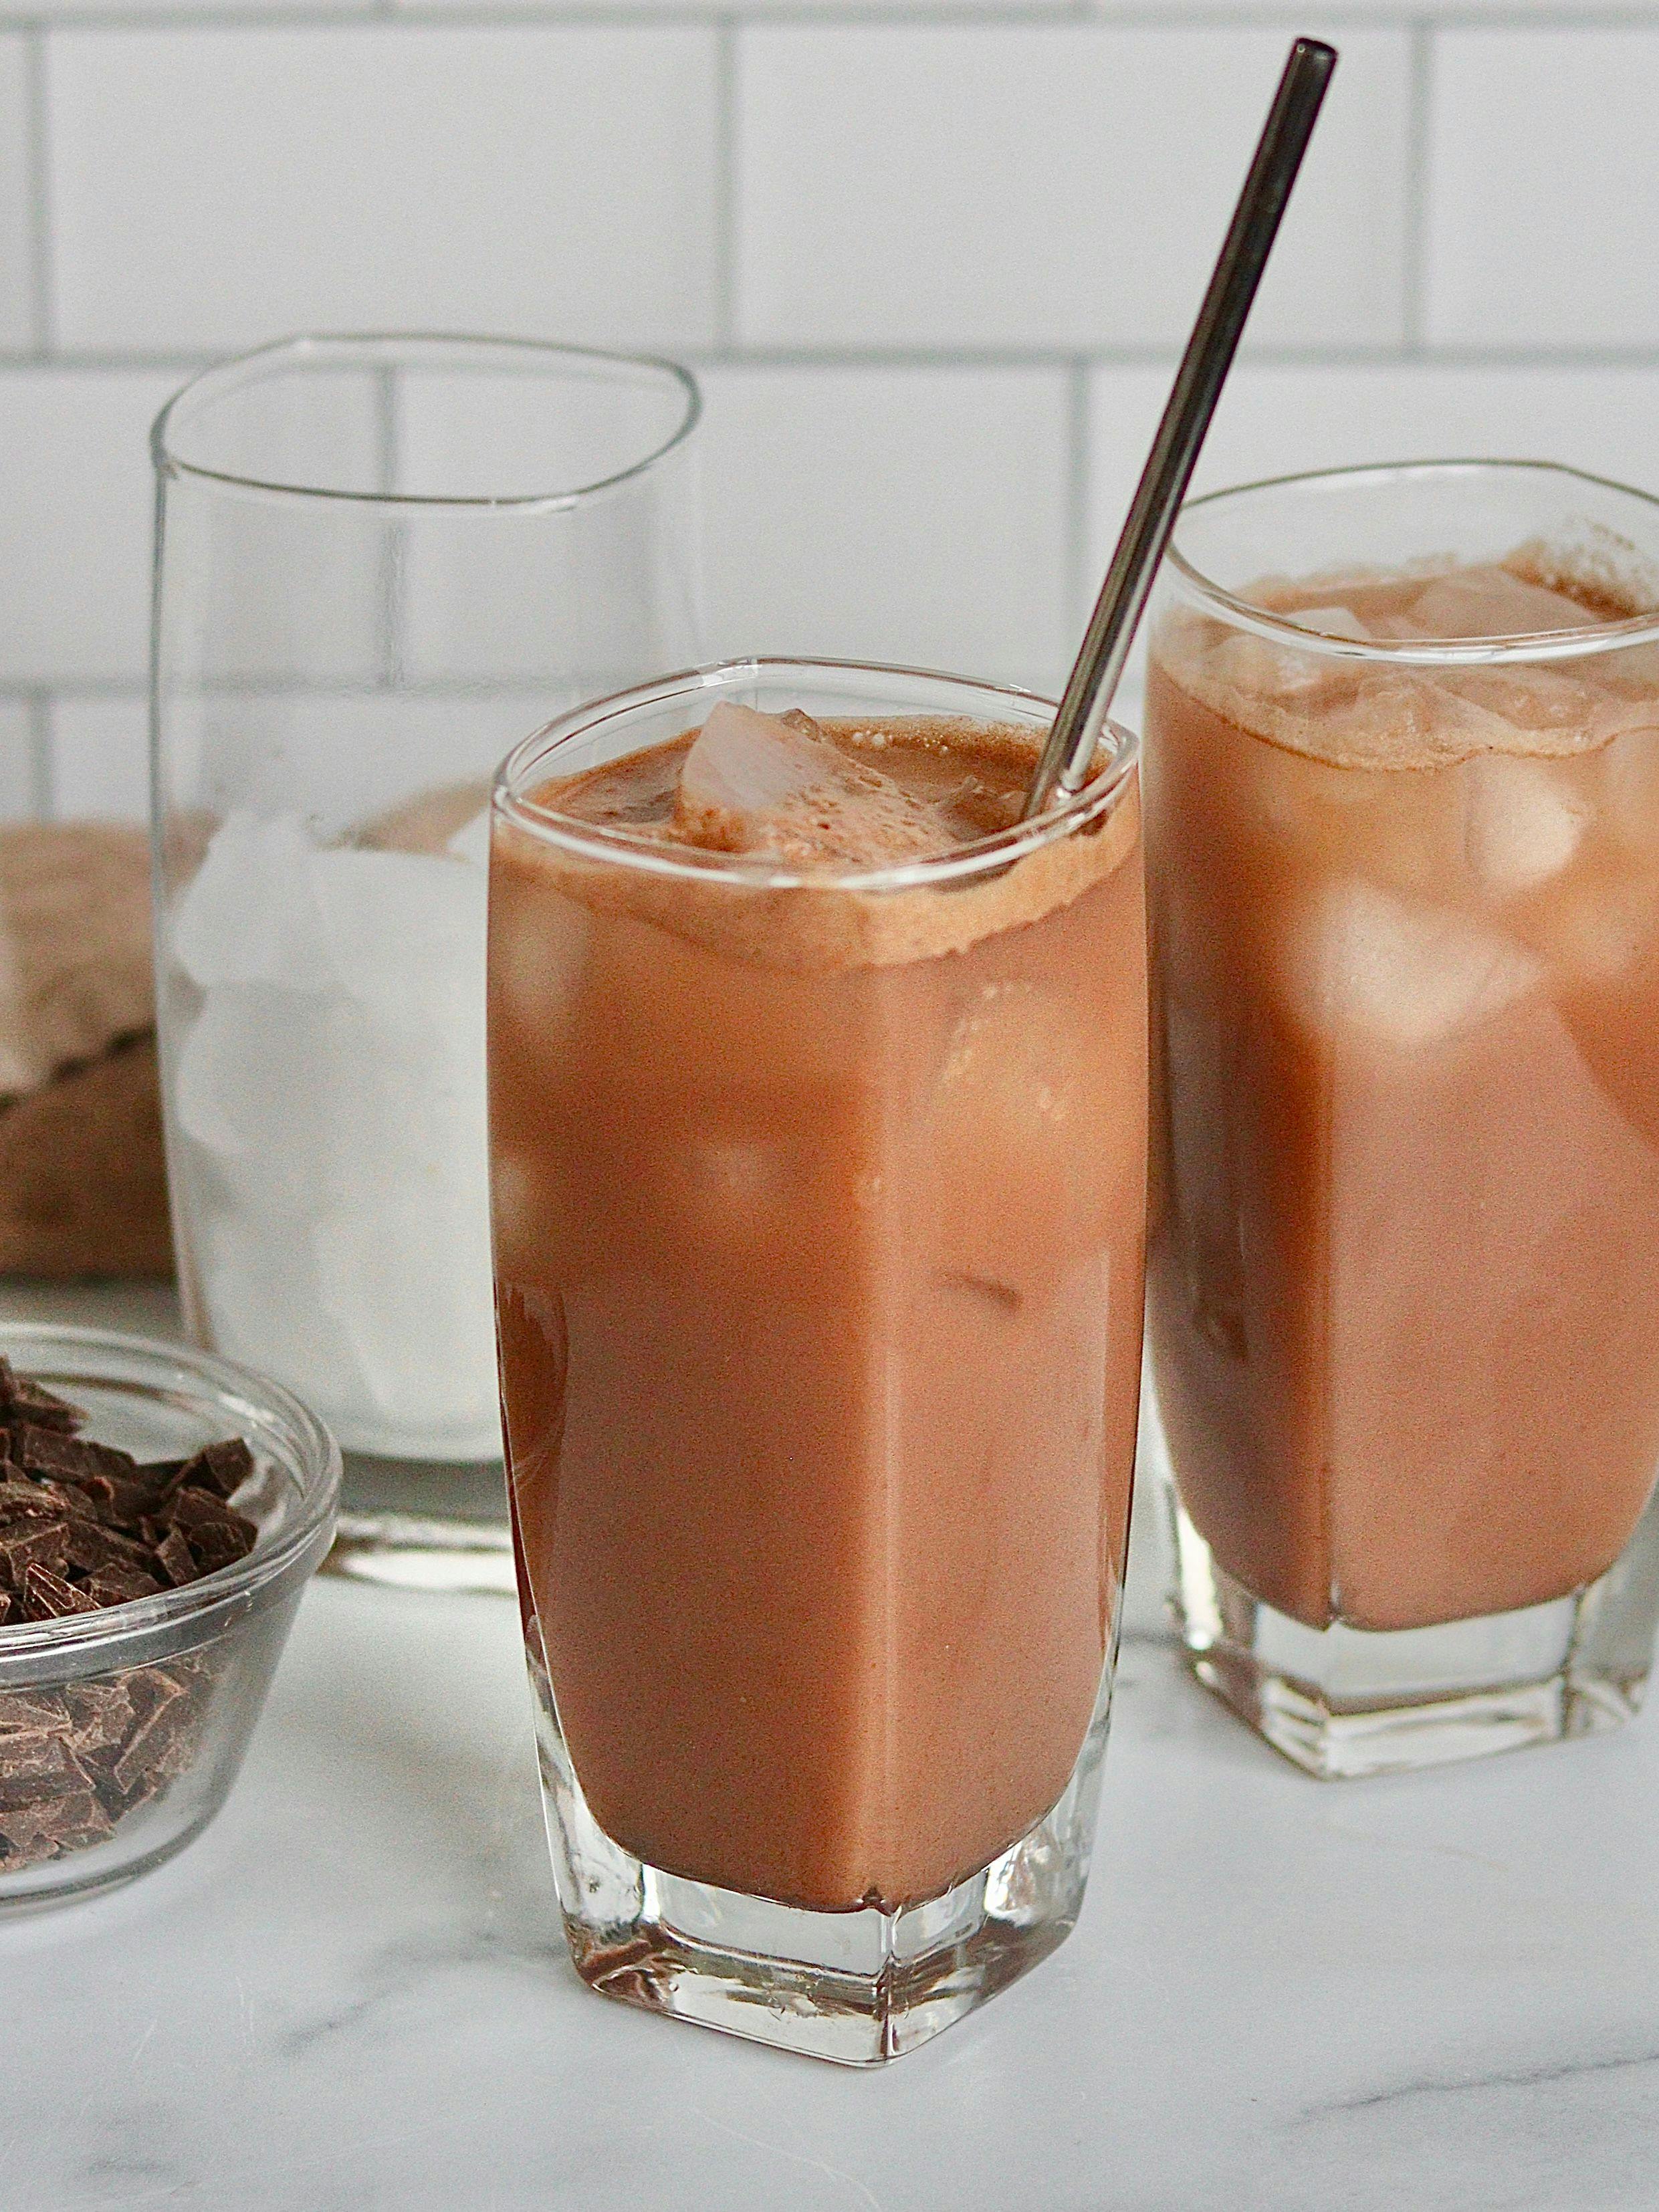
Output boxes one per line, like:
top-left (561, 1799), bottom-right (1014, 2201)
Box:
top-left (489, 659), bottom-right (1145, 2062)
top-left (1144, 460), bottom-right (1659, 1778)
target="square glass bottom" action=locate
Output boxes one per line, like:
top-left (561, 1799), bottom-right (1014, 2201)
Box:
top-left (524, 1634), bottom-right (1119, 2066)
top-left (323, 1451), bottom-right (514, 1595)
top-left (1164, 1480), bottom-right (1659, 1779)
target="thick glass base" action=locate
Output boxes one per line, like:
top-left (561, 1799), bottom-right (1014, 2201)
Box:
top-left (525, 1636), bottom-right (1117, 2065)
top-left (1166, 1482), bottom-right (1659, 1778)
top-left (322, 1452), bottom-right (514, 1594)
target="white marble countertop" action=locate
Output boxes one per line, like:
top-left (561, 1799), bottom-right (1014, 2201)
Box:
top-left (3, 1291), bottom-right (1658, 2210)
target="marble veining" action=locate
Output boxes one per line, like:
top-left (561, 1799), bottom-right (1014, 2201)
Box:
top-left (0, 1575), bottom-right (1650, 2211)
top-left (0, 1287), bottom-right (1652, 2211)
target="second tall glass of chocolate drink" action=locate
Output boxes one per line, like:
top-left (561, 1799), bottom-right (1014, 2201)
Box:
top-left (488, 659), bottom-right (1145, 2062)
top-left (1145, 461), bottom-right (1659, 1777)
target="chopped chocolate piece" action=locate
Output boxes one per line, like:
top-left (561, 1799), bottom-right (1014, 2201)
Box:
top-left (167, 1485), bottom-right (257, 1541)
top-left (152, 1527), bottom-right (198, 1588)
top-left (128, 1664), bottom-right (190, 1718)
top-left (185, 1520), bottom-right (256, 1575)
top-left (60, 1518), bottom-right (154, 1579)
top-left (110, 1682), bottom-right (193, 1795)
top-left (20, 1565), bottom-right (100, 1620)
top-left (85, 1566), bottom-right (163, 1601)
top-left (0, 1788), bottom-right (110, 1862)
top-left (87, 1474), bottom-right (164, 1535)
top-left (60, 1680), bottom-right (135, 1755)
top-left (137, 1458), bottom-right (187, 1505)
top-left (0, 1593), bottom-right (15, 1626)
top-left (0, 1470), bottom-right (98, 1526)
top-left (175, 1439), bottom-right (254, 1501)
top-left (57, 1473), bottom-right (113, 1521)
top-left (0, 1728), bottom-right (79, 1787)
top-left (85, 1567), bottom-right (162, 1606)
top-left (0, 1520), bottom-right (70, 1588)
top-left (39, 1478), bottom-right (97, 1524)
top-left (51, 1814), bottom-right (119, 1855)
top-left (0, 1360), bottom-right (82, 1433)
top-left (10, 1426), bottom-right (136, 1486)
top-left (0, 1689), bottom-right (68, 1733)
top-left (0, 1478), bottom-right (75, 1525)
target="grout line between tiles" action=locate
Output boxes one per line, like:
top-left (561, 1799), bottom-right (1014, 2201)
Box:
top-left (1399, 19), bottom-right (1433, 355)
top-left (712, 16), bottom-right (738, 349)
top-left (5, 6), bottom-right (1659, 25)
top-left (8, 344), bottom-right (1659, 375)
top-left (1064, 357), bottom-right (1091, 639)
top-left (21, 29), bottom-right (51, 356)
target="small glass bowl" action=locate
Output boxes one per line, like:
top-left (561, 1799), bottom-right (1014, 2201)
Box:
top-left (0, 1323), bottom-right (339, 1909)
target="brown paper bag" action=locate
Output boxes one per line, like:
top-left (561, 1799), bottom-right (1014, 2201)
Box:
top-left (0, 825), bottom-right (172, 1279)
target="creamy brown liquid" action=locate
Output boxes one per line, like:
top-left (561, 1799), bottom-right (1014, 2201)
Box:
top-left (1146, 560), bottom-right (1659, 1632)
top-left (489, 711), bottom-right (1145, 1910)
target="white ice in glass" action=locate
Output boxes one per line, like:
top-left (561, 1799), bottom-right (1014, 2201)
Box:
top-left (171, 808), bottom-right (499, 1460)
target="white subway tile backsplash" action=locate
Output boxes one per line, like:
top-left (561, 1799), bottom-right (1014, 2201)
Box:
top-left (1426, 29), bottom-right (1659, 351)
top-left (48, 693), bottom-right (148, 821)
top-left (0, 40), bottom-right (33, 354)
top-left (47, 27), bottom-right (718, 356)
top-left (1088, 362), bottom-right (1659, 580)
top-left (736, 26), bottom-right (1409, 354)
top-left (698, 364), bottom-right (1071, 693)
top-left (403, 0), bottom-right (1062, 18)
top-left (0, 5), bottom-right (1652, 759)
top-left (0, 370), bottom-right (178, 686)
top-left (23, 0), bottom-right (370, 16)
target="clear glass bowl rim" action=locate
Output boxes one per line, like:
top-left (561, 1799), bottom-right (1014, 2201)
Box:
top-left (0, 1323), bottom-right (341, 1662)
top-left (151, 331), bottom-right (702, 512)
top-left (1167, 458), bottom-right (1659, 666)
top-left (492, 655), bottom-right (1139, 893)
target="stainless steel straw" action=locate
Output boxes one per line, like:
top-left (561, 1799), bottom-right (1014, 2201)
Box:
top-left (1023, 36), bottom-right (1338, 820)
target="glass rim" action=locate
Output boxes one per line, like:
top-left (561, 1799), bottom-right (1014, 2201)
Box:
top-left (0, 1323), bottom-right (340, 1661)
top-left (151, 331), bottom-right (702, 512)
top-left (491, 655), bottom-right (1139, 895)
top-left (1167, 458), bottom-right (1659, 665)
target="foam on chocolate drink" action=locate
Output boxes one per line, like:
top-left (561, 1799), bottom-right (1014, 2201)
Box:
top-left (1166, 552), bottom-right (1659, 769)
top-left (1145, 545), bottom-right (1659, 1633)
top-left (490, 701), bottom-right (1145, 1912)
top-left (508, 703), bottom-right (1135, 974)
